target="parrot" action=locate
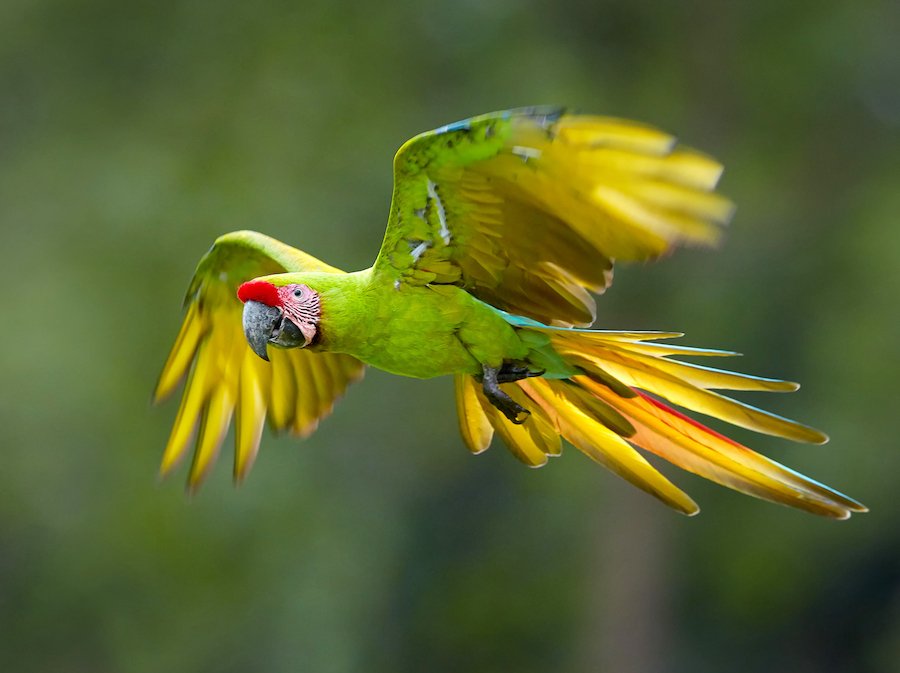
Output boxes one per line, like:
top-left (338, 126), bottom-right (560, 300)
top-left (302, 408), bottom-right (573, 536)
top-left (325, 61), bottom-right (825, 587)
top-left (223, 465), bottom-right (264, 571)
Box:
top-left (155, 107), bottom-right (865, 519)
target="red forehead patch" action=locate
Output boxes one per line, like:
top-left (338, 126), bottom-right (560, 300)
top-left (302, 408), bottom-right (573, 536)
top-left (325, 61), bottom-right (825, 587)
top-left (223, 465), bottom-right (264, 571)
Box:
top-left (237, 280), bottom-right (280, 306)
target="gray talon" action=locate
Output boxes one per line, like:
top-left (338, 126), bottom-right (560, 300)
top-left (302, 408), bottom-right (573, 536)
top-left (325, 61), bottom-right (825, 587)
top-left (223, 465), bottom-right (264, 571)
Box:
top-left (495, 362), bottom-right (544, 384)
top-left (482, 363), bottom-right (532, 423)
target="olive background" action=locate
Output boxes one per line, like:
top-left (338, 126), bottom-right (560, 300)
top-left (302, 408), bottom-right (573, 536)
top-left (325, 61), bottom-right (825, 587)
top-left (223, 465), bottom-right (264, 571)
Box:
top-left (1, 1), bottom-right (899, 671)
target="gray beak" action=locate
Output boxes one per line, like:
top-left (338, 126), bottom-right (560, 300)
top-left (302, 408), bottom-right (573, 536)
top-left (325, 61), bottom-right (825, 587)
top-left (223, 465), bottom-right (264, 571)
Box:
top-left (242, 300), bottom-right (283, 361)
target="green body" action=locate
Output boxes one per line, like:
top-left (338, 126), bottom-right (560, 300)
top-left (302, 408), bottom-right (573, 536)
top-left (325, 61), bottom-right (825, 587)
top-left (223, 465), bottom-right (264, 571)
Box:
top-left (263, 269), bottom-right (572, 380)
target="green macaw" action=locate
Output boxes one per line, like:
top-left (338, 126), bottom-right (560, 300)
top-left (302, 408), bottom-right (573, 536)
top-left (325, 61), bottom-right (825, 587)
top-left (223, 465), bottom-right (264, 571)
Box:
top-left (155, 107), bottom-right (865, 518)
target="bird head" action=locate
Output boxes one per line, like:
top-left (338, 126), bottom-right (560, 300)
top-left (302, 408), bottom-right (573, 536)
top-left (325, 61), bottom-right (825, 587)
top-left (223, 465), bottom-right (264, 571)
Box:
top-left (237, 279), bottom-right (321, 361)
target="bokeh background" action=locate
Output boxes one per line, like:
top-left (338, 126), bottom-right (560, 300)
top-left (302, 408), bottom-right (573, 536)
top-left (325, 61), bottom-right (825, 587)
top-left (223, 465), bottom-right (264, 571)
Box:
top-left (2, 1), bottom-right (899, 671)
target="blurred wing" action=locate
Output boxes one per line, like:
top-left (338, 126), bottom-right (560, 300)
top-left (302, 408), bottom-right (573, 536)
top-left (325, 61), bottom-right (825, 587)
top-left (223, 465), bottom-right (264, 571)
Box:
top-left (374, 107), bottom-right (734, 326)
top-left (154, 230), bottom-right (365, 490)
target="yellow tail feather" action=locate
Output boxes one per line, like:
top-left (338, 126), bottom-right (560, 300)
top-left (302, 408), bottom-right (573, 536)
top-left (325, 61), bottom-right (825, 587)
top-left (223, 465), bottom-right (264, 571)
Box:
top-left (454, 375), bottom-right (493, 454)
top-left (453, 331), bottom-right (864, 518)
top-left (522, 378), bottom-right (699, 515)
top-left (475, 382), bottom-right (560, 467)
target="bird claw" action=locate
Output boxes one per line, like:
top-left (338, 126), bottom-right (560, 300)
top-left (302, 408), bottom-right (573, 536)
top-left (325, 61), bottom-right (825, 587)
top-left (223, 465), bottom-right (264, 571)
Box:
top-left (481, 363), bottom-right (534, 424)
top-left (490, 392), bottom-right (531, 424)
top-left (495, 363), bottom-right (545, 384)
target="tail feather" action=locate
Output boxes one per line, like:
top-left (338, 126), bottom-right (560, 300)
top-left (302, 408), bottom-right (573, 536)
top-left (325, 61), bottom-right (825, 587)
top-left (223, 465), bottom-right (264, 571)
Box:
top-left (454, 330), bottom-right (864, 518)
top-left (472, 380), bottom-right (560, 466)
top-left (598, 342), bottom-right (799, 392)
top-left (560, 382), bottom-right (637, 437)
top-left (455, 374), bottom-right (493, 454)
top-left (562, 344), bottom-right (826, 443)
top-left (522, 378), bottom-right (700, 515)
top-left (591, 384), bottom-right (865, 518)
top-left (589, 339), bottom-right (742, 358)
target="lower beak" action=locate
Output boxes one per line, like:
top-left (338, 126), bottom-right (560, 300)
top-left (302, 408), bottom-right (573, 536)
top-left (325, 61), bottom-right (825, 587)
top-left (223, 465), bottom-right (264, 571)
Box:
top-left (242, 300), bottom-right (283, 361)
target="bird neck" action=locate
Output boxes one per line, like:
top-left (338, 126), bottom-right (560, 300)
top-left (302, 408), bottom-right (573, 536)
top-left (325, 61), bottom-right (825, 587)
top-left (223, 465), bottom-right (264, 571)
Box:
top-left (311, 268), bottom-right (379, 355)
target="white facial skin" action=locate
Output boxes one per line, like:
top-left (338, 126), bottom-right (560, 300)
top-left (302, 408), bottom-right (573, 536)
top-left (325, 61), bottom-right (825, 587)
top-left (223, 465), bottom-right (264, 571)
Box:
top-left (273, 283), bottom-right (320, 347)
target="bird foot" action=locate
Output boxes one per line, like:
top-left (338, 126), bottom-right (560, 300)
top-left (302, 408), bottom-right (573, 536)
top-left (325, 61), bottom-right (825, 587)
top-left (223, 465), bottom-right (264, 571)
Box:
top-left (481, 363), bottom-right (537, 424)
top-left (495, 362), bottom-right (545, 384)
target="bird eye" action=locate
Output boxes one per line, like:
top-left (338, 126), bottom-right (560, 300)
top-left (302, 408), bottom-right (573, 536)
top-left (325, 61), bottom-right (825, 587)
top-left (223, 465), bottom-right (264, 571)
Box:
top-left (293, 288), bottom-right (303, 298)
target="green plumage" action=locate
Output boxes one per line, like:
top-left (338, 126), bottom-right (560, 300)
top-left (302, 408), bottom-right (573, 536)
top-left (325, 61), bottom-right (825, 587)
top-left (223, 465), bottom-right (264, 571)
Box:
top-left (256, 270), bottom-right (528, 378)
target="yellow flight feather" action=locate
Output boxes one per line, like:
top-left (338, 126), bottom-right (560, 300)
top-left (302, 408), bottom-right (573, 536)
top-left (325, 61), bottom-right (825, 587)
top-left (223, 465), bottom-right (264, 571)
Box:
top-left (154, 302), bottom-right (207, 403)
top-left (287, 350), bottom-right (320, 437)
top-left (189, 384), bottom-right (234, 491)
top-left (160, 337), bottom-right (219, 476)
top-left (234, 349), bottom-right (270, 482)
top-left (560, 341), bottom-right (798, 393)
top-left (380, 109), bottom-right (735, 328)
top-left (563, 343), bottom-right (826, 443)
top-left (554, 116), bottom-right (677, 154)
top-left (454, 375), bottom-right (493, 454)
top-left (521, 379), bottom-right (699, 515)
top-left (267, 348), bottom-right (298, 430)
top-left (585, 382), bottom-right (864, 518)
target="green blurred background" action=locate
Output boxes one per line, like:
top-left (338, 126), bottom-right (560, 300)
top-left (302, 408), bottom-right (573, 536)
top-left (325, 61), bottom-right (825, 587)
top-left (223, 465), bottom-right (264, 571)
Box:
top-left (2, 1), bottom-right (899, 671)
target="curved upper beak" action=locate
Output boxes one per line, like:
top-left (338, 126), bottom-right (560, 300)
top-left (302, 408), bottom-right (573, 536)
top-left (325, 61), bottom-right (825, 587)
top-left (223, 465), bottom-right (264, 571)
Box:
top-left (242, 300), bottom-right (283, 361)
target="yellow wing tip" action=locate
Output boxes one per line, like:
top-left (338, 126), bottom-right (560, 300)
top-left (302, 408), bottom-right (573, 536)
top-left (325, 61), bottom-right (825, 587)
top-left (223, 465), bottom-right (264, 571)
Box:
top-left (233, 447), bottom-right (260, 484)
top-left (822, 502), bottom-right (866, 520)
top-left (151, 383), bottom-right (173, 406)
top-left (158, 432), bottom-right (194, 479)
top-left (557, 115), bottom-right (676, 154)
top-left (291, 420), bottom-right (321, 438)
top-left (834, 502), bottom-right (866, 516)
top-left (186, 471), bottom-right (209, 493)
top-left (666, 149), bottom-right (727, 190)
top-left (774, 381), bottom-right (801, 393)
top-left (525, 457), bottom-right (550, 469)
top-left (153, 365), bottom-right (190, 405)
top-left (234, 427), bottom-right (263, 483)
top-left (807, 429), bottom-right (829, 445)
top-left (185, 465), bottom-right (212, 494)
top-left (825, 500), bottom-right (867, 518)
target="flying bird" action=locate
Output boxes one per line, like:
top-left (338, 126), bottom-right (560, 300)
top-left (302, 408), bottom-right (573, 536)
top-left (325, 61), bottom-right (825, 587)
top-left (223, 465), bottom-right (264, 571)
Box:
top-left (155, 107), bottom-right (865, 518)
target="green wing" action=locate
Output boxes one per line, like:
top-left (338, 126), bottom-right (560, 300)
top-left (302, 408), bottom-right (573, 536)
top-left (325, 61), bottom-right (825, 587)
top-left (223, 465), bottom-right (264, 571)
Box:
top-left (154, 230), bottom-right (365, 490)
top-left (373, 107), bottom-right (735, 326)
